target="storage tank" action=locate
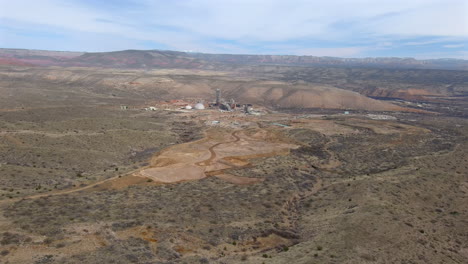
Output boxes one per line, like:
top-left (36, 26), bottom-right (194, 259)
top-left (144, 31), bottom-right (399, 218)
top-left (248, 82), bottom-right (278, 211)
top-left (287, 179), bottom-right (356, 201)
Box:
top-left (194, 103), bottom-right (205, 110)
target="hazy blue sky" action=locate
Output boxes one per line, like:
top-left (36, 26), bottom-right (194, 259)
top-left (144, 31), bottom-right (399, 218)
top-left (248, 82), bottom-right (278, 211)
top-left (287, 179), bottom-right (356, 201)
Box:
top-left (0, 0), bottom-right (467, 58)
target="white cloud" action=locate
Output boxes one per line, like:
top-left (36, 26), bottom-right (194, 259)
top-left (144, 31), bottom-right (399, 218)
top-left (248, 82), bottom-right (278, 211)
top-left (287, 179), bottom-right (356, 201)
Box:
top-left (443, 44), bottom-right (465, 48)
top-left (261, 43), bottom-right (365, 57)
top-left (0, 0), bottom-right (122, 33)
top-left (0, 0), bottom-right (467, 57)
top-left (293, 47), bottom-right (364, 57)
top-left (139, 0), bottom-right (468, 41)
top-left (405, 39), bottom-right (449, 46)
top-left (369, 1), bottom-right (468, 37)
top-left (2, 0), bottom-right (467, 41)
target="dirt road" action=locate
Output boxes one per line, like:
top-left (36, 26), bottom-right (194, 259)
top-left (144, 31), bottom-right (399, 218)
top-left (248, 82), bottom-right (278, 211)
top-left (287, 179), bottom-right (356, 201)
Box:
top-left (195, 130), bottom-right (241, 166)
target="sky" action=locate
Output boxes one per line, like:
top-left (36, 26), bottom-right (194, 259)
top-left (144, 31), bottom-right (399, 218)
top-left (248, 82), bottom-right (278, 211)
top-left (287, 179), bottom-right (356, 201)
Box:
top-left (0, 0), bottom-right (467, 59)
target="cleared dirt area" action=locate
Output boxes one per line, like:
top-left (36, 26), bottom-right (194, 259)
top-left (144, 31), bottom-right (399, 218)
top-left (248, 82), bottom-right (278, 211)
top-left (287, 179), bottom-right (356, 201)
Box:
top-left (132, 126), bottom-right (298, 184)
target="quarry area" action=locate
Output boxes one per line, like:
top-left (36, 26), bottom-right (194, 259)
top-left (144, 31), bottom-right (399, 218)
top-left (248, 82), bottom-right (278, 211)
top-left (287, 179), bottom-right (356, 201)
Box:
top-left (0, 59), bottom-right (467, 264)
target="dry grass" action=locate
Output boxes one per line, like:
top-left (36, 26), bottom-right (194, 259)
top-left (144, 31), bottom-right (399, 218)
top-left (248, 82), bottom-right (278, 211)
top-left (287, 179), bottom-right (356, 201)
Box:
top-left (0, 65), bottom-right (467, 263)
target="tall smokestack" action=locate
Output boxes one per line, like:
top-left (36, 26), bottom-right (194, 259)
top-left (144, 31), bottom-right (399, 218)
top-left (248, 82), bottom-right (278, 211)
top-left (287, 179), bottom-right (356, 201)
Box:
top-left (216, 89), bottom-right (220, 105)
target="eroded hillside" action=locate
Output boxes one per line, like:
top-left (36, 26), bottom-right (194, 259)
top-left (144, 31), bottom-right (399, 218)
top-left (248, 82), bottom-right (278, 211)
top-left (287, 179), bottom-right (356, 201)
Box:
top-left (0, 66), bottom-right (422, 112)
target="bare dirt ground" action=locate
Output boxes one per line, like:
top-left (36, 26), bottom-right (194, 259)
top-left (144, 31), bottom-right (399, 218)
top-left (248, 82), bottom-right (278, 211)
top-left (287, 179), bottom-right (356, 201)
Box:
top-left (140, 129), bottom-right (294, 182)
top-left (1, 108), bottom-right (466, 264)
top-left (0, 66), bottom-right (467, 263)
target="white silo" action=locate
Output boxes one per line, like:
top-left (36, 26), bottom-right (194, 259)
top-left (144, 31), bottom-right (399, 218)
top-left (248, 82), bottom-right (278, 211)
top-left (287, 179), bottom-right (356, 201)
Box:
top-left (194, 103), bottom-right (205, 110)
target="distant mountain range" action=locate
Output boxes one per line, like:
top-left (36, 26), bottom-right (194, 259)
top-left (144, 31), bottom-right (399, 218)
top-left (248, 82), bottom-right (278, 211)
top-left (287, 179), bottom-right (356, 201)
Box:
top-left (0, 48), bottom-right (467, 71)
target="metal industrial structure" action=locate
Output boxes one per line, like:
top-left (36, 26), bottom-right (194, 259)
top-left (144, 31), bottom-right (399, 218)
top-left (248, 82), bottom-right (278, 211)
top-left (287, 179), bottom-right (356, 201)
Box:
top-left (211, 89), bottom-right (241, 112)
top-left (215, 89), bottom-right (221, 106)
top-left (244, 104), bottom-right (253, 114)
top-left (220, 101), bottom-right (232, 111)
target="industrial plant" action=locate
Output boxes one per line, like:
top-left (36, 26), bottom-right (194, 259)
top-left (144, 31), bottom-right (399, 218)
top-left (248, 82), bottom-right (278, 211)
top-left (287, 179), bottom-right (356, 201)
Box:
top-left (138, 88), bottom-right (257, 114)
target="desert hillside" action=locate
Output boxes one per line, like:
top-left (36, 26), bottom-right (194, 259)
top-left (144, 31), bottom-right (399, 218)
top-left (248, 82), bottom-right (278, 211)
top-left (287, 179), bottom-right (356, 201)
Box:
top-left (1, 48), bottom-right (467, 70)
top-left (0, 66), bottom-right (408, 112)
top-left (231, 83), bottom-right (405, 110)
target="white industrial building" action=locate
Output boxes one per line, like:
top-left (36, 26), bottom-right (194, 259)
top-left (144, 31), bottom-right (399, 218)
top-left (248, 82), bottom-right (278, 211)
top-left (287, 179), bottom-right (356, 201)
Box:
top-left (194, 103), bottom-right (205, 110)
